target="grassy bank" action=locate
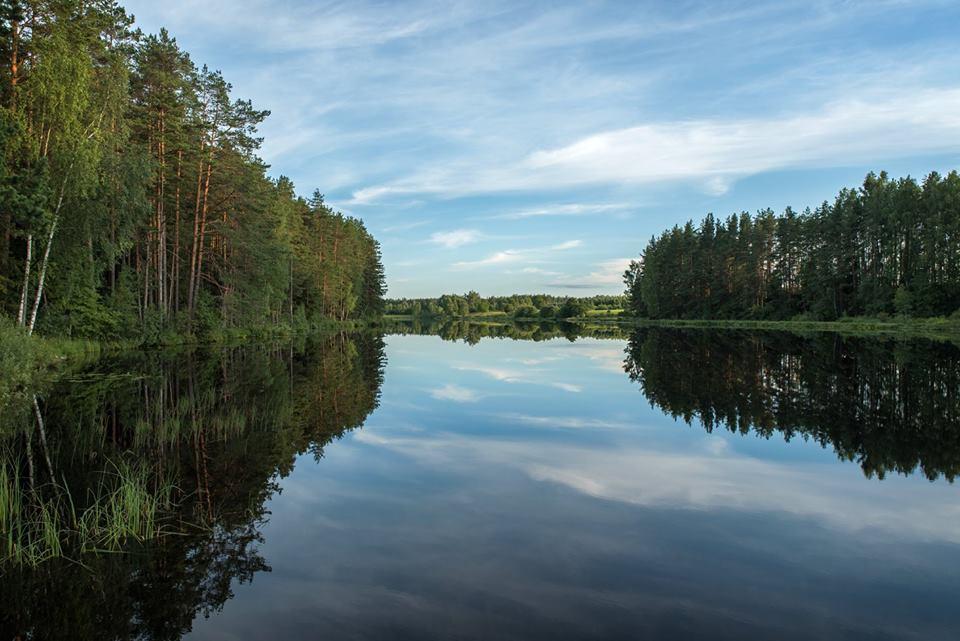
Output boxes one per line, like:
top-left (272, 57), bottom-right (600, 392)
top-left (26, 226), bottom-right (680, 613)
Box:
top-left (1, 317), bottom-right (382, 411)
top-left (0, 320), bottom-right (103, 411)
top-left (577, 315), bottom-right (960, 339)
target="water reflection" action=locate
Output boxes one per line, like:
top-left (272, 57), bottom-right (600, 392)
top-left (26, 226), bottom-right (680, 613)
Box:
top-left (0, 333), bottom-right (385, 639)
top-left (625, 328), bottom-right (960, 481)
top-left (2, 324), bottom-right (959, 640)
top-left (381, 317), bottom-right (630, 343)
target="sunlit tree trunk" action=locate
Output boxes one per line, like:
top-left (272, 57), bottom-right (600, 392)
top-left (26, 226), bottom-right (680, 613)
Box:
top-left (157, 110), bottom-right (166, 315)
top-left (27, 182), bottom-right (67, 335)
top-left (17, 234), bottom-right (32, 325)
top-left (173, 149), bottom-right (182, 312)
top-left (187, 154), bottom-right (203, 316)
top-left (192, 155), bottom-right (213, 315)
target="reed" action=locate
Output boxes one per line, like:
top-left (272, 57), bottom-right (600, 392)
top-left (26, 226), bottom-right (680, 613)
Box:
top-left (0, 452), bottom-right (177, 567)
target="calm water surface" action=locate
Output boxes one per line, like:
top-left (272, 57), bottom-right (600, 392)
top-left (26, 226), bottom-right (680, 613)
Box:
top-left (3, 326), bottom-right (959, 640)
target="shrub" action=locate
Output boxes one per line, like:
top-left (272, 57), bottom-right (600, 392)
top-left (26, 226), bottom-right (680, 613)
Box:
top-left (894, 286), bottom-right (914, 316)
top-left (539, 305), bottom-right (558, 319)
top-left (560, 299), bottom-right (590, 318)
top-left (513, 305), bottom-right (539, 318)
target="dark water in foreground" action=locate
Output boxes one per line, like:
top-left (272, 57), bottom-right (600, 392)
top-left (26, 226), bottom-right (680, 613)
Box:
top-left (3, 324), bottom-right (960, 640)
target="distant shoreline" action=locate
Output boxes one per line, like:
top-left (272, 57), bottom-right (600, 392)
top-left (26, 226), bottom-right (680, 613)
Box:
top-left (381, 313), bottom-right (960, 338)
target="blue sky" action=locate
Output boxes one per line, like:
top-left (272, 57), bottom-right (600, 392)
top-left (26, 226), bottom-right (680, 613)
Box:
top-left (123, 0), bottom-right (960, 298)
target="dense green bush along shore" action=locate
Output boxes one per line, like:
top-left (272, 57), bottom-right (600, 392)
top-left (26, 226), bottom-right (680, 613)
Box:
top-left (384, 293), bottom-right (625, 320)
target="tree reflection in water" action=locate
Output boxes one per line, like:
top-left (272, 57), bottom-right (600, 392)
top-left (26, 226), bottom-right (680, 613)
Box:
top-left (0, 332), bottom-right (385, 640)
top-left (4, 324), bottom-right (960, 639)
top-left (625, 328), bottom-right (960, 481)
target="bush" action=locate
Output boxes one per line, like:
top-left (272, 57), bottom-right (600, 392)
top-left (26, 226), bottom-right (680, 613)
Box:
top-left (894, 286), bottom-right (914, 317)
top-left (560, 299), bottom-right (590, 318)
top-left (0, 319), bottom-right (54, 423)
top-left (513, 305), bottom-right (539, 318)
top-left (539, 305), bottom-right (558, 319)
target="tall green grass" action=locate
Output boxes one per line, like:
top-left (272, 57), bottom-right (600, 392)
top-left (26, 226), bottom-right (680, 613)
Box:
top-left (0, 452), bottom-right (177, 566)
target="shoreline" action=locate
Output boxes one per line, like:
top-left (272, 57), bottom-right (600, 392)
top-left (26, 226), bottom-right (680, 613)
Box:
top-left (381, 314), bottom-right (960, 339)
top-left (1, 318), bottom-right (382, 408)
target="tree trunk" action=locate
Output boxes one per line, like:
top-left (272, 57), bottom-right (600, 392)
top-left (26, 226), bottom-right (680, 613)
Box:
top-left (26, 163), bottom-right (75, 335)
top-left (192, 156), bottom-right (214, 314)
top-left (157, 110), bottom-right (166, 316)
top-left (27, 212), bottom-right (59, 335)
top-left (0, 211), bottom-right (9, 276)
top-left (17, 234), bottom-right (32, 325)
top-left (144, 227), bottom-right (151, 313)
top-left (173, 149), bottom-right (182, 312)
top-left (187, 152), bottom-right (205, 315)
top-left (9, 19), bottom-right (18, 110)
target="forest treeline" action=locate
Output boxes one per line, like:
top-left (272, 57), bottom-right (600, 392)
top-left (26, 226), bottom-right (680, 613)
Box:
top-left (385, 293), bottom-right (625, 319)
top-left (383, 317), bottom-right (631, 344)
top-left (0, 1), bottom-right (384, 341)
top-left (624, 171), bottom-right (960, 321)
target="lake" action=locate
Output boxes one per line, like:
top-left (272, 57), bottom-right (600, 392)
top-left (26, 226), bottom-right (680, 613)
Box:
top-left (3, 324), bottom-right (959, 640)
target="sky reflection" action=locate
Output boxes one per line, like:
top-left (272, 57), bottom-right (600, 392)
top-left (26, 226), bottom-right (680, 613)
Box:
top-left (187, 334), bottom-right (960, 641)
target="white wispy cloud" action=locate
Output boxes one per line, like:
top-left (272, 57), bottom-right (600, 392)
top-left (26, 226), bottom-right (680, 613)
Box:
top-left (456, 365), bottom-right (528, 383)
top-left (126, 0), bottom-right (960, 297)
top-left (454, 364), bottom-right (582, 393)
top-left (524, 89), bottom-right (960, 194)
top-left (355, 431), bottom-right (960, 544)
top-left (429, 384), bottom-right (482, 403)
top-left (452, 239), bottom-right (582, 269)
top-left (128, 0), bottom-right (475, 53)
top-left (564, 343), bottom-right (628, 373)
top-left (517, 267), bottom-right (563, 277)
top-left (349, 88), bottom-right (960, 201)
top-left (452, 250), bottom-right (526, 269)
top-left (548, 258), bottom-right (633, 289)
top-left (499, 414), bottom-right (631, 430)
top-left (381, 219), bottom-right (433, 233)
top-left (488, 203), bottom-right (630, 220)
top-left (429, 229), bottom-right (484, 248)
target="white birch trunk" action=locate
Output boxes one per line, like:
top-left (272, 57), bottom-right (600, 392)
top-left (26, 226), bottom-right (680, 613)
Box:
top-left (17, 233), bottom-right (32, 325)
top-left (27, 185), bottom-right (66, 335)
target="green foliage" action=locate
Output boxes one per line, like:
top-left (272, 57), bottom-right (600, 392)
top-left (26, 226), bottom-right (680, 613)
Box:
top-left (0, 2), bottom-right (385, 341)
top-left (539, 305), bottom-right (558, 319)
top-left (894, 286), bottom-right (914, 316)
top-left (0, 317), bottom-right (34, 411)
top-left (385, 293), bottom-right (623, 319)
top-left (512, 305), bottom-right (539, 318)
top-left (384, 317), bottom-right (629, 344)
top-left (560, 298), bottom-right (591, 318)
top-left (626, 171), bottom-right (960, 321)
